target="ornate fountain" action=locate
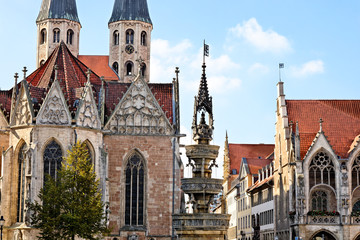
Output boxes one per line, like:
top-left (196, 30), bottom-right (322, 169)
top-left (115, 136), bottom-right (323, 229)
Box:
top-left (173, 61), bottom-right (230, 239)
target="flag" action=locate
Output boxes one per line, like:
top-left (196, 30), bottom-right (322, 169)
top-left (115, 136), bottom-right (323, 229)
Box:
top-left (204, 44), bottom-right (209, 57)
top-left (279, 63), bottom-right (284, 68)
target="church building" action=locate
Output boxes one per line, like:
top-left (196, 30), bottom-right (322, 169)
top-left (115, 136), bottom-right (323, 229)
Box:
top-left (0, 0), bottom-right (183, 239)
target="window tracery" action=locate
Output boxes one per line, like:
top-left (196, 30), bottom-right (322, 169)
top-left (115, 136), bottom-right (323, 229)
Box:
top-left (309, 151), bottom-right (335, 190)
top-left (352, 155), bottom-right (360, 192)
top-left (43, 140), bottom-right (63, 184)
top-left (125, 153), bottom-right (145, 226)
top-left (311, 191), bottom-right (328, 211)
top-left (17, 144), bottom-right (27, 222)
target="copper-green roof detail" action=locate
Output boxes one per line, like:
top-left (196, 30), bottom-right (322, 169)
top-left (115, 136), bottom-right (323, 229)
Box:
top-left (109, 0), bottom-right (152, 25)
top-left (36, 0), bottom-right (80, 23)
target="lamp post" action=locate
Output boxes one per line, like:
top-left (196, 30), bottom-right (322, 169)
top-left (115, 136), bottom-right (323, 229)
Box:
top-left (0, 216), bottom-right (5, 240)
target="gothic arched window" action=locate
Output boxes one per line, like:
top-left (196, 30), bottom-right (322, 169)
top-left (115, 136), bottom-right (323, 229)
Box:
top-left (113, 30), bottom-right (119, 45)
top-left (40, 28), bottom-right (47, 44)
top-left (43, 140), bottom-right (63, 184)
top-left (17, 144), bottom-right (27, 222)
top-left (352, 155), bottom-right (360, 192)
top-left (353, 200), bottom-right (360, 212)
top-left (126, 61), bottom-right (133, 76)
top-left (67, 29), bottom-right (74, 45)
top-left (125, 153), bottom-right (145, 226)
top-left (141, 31), bottom-right (147, 46)
top-left (309, 151), bottom-right (335, 190)
top-left (53, 28), bottom-right (60, 43)
top-left (112, 62), bottom-right (119, 74)
top-left (126, 29), bottom-right (134, 44)
top-left (141, 63), bottom-right (146, 77)
top-left (311, 191), bottom-right (328, 211)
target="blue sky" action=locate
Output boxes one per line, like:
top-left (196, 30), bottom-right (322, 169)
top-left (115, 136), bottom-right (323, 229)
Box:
top-left (1, 0), bottom-right (360, 177)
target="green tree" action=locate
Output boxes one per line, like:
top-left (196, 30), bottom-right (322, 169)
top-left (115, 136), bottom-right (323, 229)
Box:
top-left (28, 141), bottom-right (108, 240)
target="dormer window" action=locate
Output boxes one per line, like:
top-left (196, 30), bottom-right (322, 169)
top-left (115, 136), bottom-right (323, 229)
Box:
top-left (113, 30), bottom-right (119, 45)
top-left (141, 31), bottom-right (147, 46)
top-left (126, 29), bottom-right (134, 44)
top-left (67, 29), bottom-right (74, 45)
top-left (40, 28), bottom-right (47, 44)
top-left (53, 28), bottom-right (60, 43)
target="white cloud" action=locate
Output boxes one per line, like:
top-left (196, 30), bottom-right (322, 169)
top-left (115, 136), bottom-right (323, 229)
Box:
top-left (151, 39), bottom-right (242, 94)
top-left (229, 18), bottom-right (292, 54)
top-left (248, 63), bottom-right (269, 75)
top-left (291, 60), bottom-right (324, 77)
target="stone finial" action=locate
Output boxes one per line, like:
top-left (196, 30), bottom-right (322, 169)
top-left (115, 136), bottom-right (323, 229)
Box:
top-left (54, 64), bottom-right (58, 81)
top-left (22, 67), bottom-right (28, 79)
top-left (319, 118), bottom-right (323, 132)
top-left (86, 68), bottom-right (92, 83)
top-left (14, 73), bottom-right (19, 85)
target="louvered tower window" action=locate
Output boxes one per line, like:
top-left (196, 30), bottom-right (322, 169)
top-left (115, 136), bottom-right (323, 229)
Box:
top-left (67, 29), bottom-right (74, 45)
top-left (125, 153), bottom-right (145, 226)
top-left (43, 140), bottom-right (63, 184)
top-left (126, 29), bottom-right (134, 44)
top-left (53, 28), bottom-right (60, 43)
top-left (16, 144), bottom-right (27, 222)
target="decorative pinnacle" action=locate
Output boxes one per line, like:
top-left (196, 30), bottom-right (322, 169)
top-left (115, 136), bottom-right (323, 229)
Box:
top-left (86, 68), bottom-right (92, 83)
top-left (319, 118), bottom-right (323, 132)
top-left (196, 62), bottom-right (212, 115)
top-left (22, 67), bottom-right (28, 79)
top-left (54, 65), bottom-right (58, 81)
top-left (14, 73), bottom-right (19, 84)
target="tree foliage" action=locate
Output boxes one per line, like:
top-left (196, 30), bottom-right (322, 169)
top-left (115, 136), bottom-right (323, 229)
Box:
top-left (28, 141), bottom-right (108, 240)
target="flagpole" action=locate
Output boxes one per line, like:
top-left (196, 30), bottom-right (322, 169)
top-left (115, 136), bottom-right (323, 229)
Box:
top-left (203, 39), bottom-right (206, 65)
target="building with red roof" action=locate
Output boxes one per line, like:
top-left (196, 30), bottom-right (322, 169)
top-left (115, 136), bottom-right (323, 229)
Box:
top-left (274, 80), bottom-right (360, 239)
top-left (0, 0), bottom-right (184, 239)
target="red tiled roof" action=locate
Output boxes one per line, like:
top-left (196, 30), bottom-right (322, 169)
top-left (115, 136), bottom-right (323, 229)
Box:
top-left (287, 100), bottom-right (360, 159)
top-left (246, 158), bottom-right (273, 175)
top-left (0, 90), bottom-right (13, 121)
top-left (78, 55), bottom-right (119, 81)
top-left (228, 144), bottom-right (274, 172)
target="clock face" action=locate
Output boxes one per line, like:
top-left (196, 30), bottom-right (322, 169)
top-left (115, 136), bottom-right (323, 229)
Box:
top-left (125, 45), bottom-right (134, 54)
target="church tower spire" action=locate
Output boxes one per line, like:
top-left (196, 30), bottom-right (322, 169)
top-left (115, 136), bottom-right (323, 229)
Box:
top-left (36, 0), bottom-right (81, 68)
top-left (108, 0), bottom-right (153, 83)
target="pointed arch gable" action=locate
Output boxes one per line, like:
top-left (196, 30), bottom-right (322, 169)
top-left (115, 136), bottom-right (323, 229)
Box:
top-left (10, 81), bottom-right (34, 126)
top-left (75, 83), bottom-right (101, 129)
top-left (36, 79), bottom-right (71, 126)
top-left (104, 77), bottom-right (173, 136)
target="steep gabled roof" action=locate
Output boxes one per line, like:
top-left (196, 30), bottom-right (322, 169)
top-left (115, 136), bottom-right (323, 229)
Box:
top-left (287, 100), bottom-right (360, 159)
top-left (109, 0), bottom-right (152, 24)
top-left (229, 144), bottom-right (274, 173)
top-left (246, 158), bottom-right (273, 175)
top-left (26, 42), bottom-right (102, 113)
top-left (37, 0), bottom-right (80, 23)
top-left (78, 55), bottom-right (119, 81)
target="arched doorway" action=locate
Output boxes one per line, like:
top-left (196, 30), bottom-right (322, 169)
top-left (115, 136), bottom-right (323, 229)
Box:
top-left (311, 231), bottom-right (336, 240)
top-left (355, 234), bottom-right (360, 240)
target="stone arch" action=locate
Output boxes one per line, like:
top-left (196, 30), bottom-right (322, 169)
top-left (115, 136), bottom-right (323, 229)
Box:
top-left (40, 28), bottom-right (47, 44)
top-left (310, 229), bottom-right (337, 240)
top-left (14, 139), bottom-right (27, 223)
top-left (67, 29), bottom-right (74, 45)
top-left (125, 29), bottom-right (134, 44)
top-left (83, 139), bottom-right (95, 166)
top-left (353, 232), bottom-right (360, 240)
top-left (113, 30), bottom-right (119, 45)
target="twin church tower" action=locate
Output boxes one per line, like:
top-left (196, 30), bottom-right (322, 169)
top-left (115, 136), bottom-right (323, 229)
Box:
top-left (36, 0), bottom-right (152, 82)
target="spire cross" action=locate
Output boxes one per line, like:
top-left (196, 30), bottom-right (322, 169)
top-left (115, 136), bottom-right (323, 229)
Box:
top-left (22, 67), bottom-right (28, 79)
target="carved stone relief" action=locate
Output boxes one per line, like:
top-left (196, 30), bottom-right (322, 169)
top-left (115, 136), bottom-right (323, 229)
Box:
top-left (105, 79), bottom-right (173, 135)
top-left (13, 88), bottom-right (32, 126)
top-left (37, 81), bottom-right (71, 125)
top-left (77, 88), bottom-right (100, 129)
